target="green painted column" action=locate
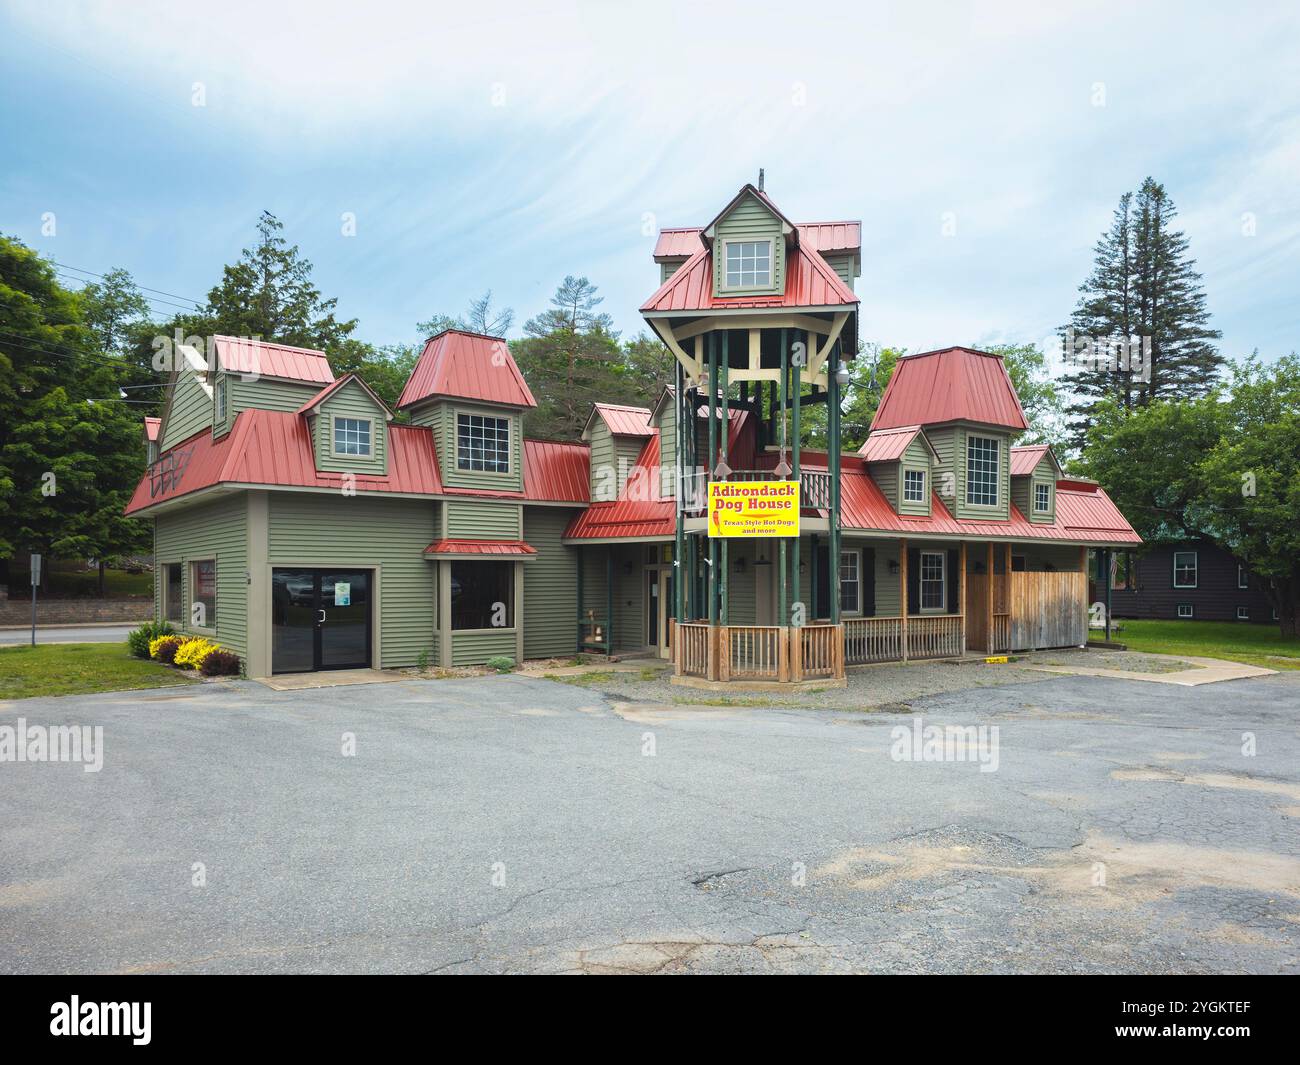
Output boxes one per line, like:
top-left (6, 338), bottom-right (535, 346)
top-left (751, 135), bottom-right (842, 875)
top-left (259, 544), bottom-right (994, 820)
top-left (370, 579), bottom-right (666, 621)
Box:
top-left (828, 339), bottom-right (843, 625)
top-left (606, 546), bottom-right (615, 655)
top-left (778, 328), bottom-right (788, 628)
top-left (810, 533), bottom-right (819, 620)
top-left (576, 544), bottom-right (585, 650)
top-left (707, 334), bottom-right (718, 627)
top-left (791, 332), bottom-right (803, 624)
top-left (720, 331), bottom-right (729, 626)
top-left (674, 359), bottom-right (685, 624)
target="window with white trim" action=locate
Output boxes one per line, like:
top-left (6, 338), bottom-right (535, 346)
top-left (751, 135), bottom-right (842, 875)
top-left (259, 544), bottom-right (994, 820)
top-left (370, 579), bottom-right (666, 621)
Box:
top-left (1238, 564), bottom-right (1249, 590)
top-left (920, 551), bottom-right (946, 611)
top-left (190, 559), bottom-right (217, 629)
top-left (457, 413), bottom-right (510, 473)
top-left (1034, 482), bottom-right (1052, 512)
top-left (903, 468), bottom-right (926, 504)
top-left (1236, 606), bottom-right (1249, 621)
top-left (724, 240), bottom-right (772, 287)
top-left (215, 376), bottom-right (227, 423)
top-left (1177, 604), bottom-right (1193, 619)
top-left (840, 550), bottom-right (861, 615)
top-left (966, 436), bottom-right (1000, 506)
top-left (333, 417), bottom-right (372, 456)
top-left (1173, 551), bottom-right (1198, 588)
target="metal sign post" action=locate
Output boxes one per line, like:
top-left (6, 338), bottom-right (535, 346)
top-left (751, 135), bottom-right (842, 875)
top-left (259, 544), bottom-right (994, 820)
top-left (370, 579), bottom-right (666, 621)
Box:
top-left (30, 553), bottom-right (42, 647)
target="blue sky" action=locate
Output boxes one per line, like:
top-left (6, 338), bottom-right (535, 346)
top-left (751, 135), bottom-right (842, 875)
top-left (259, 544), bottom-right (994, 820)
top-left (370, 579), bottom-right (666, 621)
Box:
top-left (2, 0), bottom-right (1297, 364)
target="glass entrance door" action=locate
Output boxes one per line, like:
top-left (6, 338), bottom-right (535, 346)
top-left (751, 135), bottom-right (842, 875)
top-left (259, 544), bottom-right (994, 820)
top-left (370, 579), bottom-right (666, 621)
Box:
top-left (271, 569), bottom-right (371, 674)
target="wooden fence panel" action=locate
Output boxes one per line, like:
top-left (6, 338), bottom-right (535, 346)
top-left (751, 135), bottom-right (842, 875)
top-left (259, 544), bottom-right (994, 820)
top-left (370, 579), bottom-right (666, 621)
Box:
top-left (1010, 571), bottom-right (1086, 649)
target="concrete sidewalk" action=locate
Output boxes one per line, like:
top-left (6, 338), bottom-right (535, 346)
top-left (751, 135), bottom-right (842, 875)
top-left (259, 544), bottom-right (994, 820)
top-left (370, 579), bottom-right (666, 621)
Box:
top-left (1020, 653), bottom-right (1275, 686)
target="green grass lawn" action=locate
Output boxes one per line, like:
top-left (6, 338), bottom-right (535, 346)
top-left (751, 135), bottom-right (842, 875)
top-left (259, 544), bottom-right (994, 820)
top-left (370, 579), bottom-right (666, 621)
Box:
top-left (0, 643), bottom-right (199, 699)
top-left (1092, 619), bottom-right (1300, 670)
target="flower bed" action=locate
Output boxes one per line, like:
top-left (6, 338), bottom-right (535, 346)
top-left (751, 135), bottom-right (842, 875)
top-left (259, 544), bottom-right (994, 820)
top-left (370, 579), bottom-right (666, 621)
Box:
top-left (131, 624), bottom-right (242, 678)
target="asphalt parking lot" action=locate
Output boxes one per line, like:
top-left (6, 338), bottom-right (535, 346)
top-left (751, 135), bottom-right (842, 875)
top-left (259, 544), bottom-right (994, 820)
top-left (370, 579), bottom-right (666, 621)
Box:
top-left (1, 669), bottom-right (1297, 974)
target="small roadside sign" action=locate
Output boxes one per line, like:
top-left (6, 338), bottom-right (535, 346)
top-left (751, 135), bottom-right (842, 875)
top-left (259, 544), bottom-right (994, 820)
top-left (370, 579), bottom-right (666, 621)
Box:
top-left (29, 553), bottom-right (42, 647)
top-left (30, 553), bottom-right (42, 584)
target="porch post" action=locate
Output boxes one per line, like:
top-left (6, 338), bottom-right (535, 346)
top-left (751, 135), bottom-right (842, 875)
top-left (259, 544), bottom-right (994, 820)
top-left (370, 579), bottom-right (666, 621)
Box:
top-left (720, 330), bottom-right (730, 626)
top-left (576, 544), bottom-right (584, 652)
top-left (606, 545), bottom-right (615, 656)
top-left (674, 359), bottom-right (685, 624)
top-left (1104, 547), bottom-right (1113, 640)
top-left (959, 541), bottom-right (967, 655)
top-left (986, 541), bottom-right (994, 653)
top-left (778, 328), bottom-right (788, 627)
top-left (792, 332), bottom-right (803, 623)
top-left (810, 533), bottom-right (819, 619)
top-left (899, 538), bottom-right (909, 661)
top-left (707, 334), bottom-right (718, 626)
top-left (828, 339), bottom-right (842, 625)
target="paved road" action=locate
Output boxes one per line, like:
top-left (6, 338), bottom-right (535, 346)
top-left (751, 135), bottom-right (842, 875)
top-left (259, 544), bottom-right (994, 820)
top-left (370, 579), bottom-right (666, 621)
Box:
top-left (1, 670), bottom-right (1297, 974)
top-left (0, 625), bottom-right (134, 646)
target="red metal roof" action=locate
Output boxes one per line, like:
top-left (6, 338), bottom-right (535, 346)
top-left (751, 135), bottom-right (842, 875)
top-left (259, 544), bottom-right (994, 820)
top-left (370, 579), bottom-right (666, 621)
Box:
top-left (872, 347), bottom-right (1029, 431)
top-left (143, 416), bottom-right (161, 442)
top-left (797, 222), bottom-right (861, 254)
top-left (213, 336), bottom-right (334, 384)
top-left (397, 329), bottom-right (537, 410)
top-left (654, 221), bottom-right (860, 261)
top-left (1010, 444), bottom-right (1050, 476)
top-left (523, 439), bottom-right (590, 503)
top-left (837, 457), bottom-right (1139, 544)
top-left (857, 425), bottom-right (935, 463)
top-left (641, 242), bottom-right (857, 313)
top-left (125, 410), bottom-right (443, 514)
top-left (589, 403), bottom-right (653, 437)
top-left (295, 373), bottom-right (391, 417)
top-left (564, 433), bottom-right (673, 540)
top-left (423, 539), bottom-right (536, 557)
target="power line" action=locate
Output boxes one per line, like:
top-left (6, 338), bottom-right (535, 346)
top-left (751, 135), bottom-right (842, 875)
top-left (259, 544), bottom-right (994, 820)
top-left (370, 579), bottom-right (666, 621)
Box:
top-left (51, 261), bottom-right (204, 309)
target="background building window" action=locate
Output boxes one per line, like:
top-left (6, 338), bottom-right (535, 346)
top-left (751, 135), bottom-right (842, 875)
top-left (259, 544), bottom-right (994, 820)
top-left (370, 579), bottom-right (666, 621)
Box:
top-left (1034, 482), bottom-right (1051, 512)
top-left (903, 469), bottom-right (926, 503)
top-left (920, 551), bottom-right (946, 611)
top-left (457, 413), bottom-right (510, 472)
top-left (724, 240), bottom-right (771, 287)
top-left (164, 563), bottom-right (183, 622)
top-left (450, 561), bottom-right (513, 629)
top-left (965, 436), bottom-right (999, 506)
top-left (1177, 604), bottom-right (1193, 618)
top-left (1173, 551), bottom-right (1198, 588)
top-left (840, 550), bottom-right (860, 614)
top-left (1236, 606), bottom-right (1250, 621)
top-left (190, 559), bottom-right (217, 628)
top-left (1238, 564), bottom-right (1249, 589)
top-left (333, 417), bottom-right (372, 456)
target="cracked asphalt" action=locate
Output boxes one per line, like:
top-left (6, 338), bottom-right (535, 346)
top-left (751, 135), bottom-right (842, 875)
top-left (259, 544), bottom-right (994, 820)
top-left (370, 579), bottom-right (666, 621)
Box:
top-left (1, 668), bottom-right (1298, 974)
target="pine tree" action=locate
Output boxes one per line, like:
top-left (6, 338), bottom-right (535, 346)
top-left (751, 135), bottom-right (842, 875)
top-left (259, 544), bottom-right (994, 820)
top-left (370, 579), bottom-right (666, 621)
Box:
top-left (1063, 179), bottom-right (1222, 449)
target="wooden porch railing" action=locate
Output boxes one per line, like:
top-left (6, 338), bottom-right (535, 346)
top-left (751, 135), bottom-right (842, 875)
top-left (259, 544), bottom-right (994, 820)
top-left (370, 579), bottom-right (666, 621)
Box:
top-left (991, 613), bottom-right (1011, 653)
top-left (844, 616), bottom-right (903, 665)
top-left (796, 624), bottom-right (841, 679)
top-left (906, 614), bottom-right (964, 659)
top-left (675, 623), bottom-right (844, 682)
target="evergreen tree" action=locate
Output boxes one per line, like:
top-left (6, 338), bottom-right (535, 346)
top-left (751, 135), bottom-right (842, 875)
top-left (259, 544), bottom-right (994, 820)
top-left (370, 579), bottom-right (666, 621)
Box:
top-left (1063, 178), bottom-right (1222, 449)
top-left (203, 211), bottom-right (357, 354)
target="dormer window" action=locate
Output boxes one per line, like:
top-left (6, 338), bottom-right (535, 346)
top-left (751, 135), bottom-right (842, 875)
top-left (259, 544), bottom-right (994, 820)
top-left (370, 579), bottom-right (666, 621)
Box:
top-left (724, 240), bottom-right (772, 288)
top-left (966, 435), bottom-right (1000, 507)
top-left (1034, 482), bottom-right (1052, 512)
top-left (903, 469), bottom-right (926, 504)
top-left (333, 416), bottom-right (372, 457)
top-left (457, 413), bottom-right (510, 473)
top-left (215, 376), bottom-right (227, 423)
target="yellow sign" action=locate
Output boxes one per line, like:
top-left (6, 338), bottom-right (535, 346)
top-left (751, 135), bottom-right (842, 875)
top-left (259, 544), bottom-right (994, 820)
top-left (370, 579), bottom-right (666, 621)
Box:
top-left (708, 481), bottom-right (800, 538)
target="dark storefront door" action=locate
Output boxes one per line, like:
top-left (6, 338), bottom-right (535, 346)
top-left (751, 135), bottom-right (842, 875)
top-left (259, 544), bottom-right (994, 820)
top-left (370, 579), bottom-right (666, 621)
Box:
top-left (272, 569), bottom-right (371, 674)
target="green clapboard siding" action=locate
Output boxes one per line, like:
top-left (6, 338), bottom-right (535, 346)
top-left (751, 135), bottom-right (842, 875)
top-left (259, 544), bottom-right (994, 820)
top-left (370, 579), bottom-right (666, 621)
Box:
top-left (898, 435), bottom-right (933, 517)
top-left (822, 252), bottom-right (857, 289)
top-left (411, 400), bottom-right (524, 492)
top-left (313, 379), bottom-right (388, 475)
top-left (218, 376), bottom-right (321, 436)
top-left (655, 398), bottom-right (677, 492)
top-left (154, 494), bottom-right (248, 657)
top-left (445, 500), bottom-right (521, 539)
top-left (160, 366), bottom-right (212, 449)
top-left (267, 494), bottom-right (436, 668)
top-left (713, 191), bottom-right (785, 297)
top-left (522, 507), bottom-right (581, 659)
top-left (452, 630), bottom-right (516, 666)
top-left (1011, 453), bottom-right (1058, 523)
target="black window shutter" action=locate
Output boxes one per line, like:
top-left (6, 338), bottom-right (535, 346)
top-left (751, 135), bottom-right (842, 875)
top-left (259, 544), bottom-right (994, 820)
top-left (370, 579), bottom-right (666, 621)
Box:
top-left (947, 548), bottom-right (959, 614)
top-left (907, 548), bottom-right (920, 615)
top-left (863, 548), bottom-right (876, 617)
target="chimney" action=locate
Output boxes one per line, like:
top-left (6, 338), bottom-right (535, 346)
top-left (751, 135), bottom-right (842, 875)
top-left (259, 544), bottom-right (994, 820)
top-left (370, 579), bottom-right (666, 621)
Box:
top-left (758, 168), bottom-right (765, 192)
